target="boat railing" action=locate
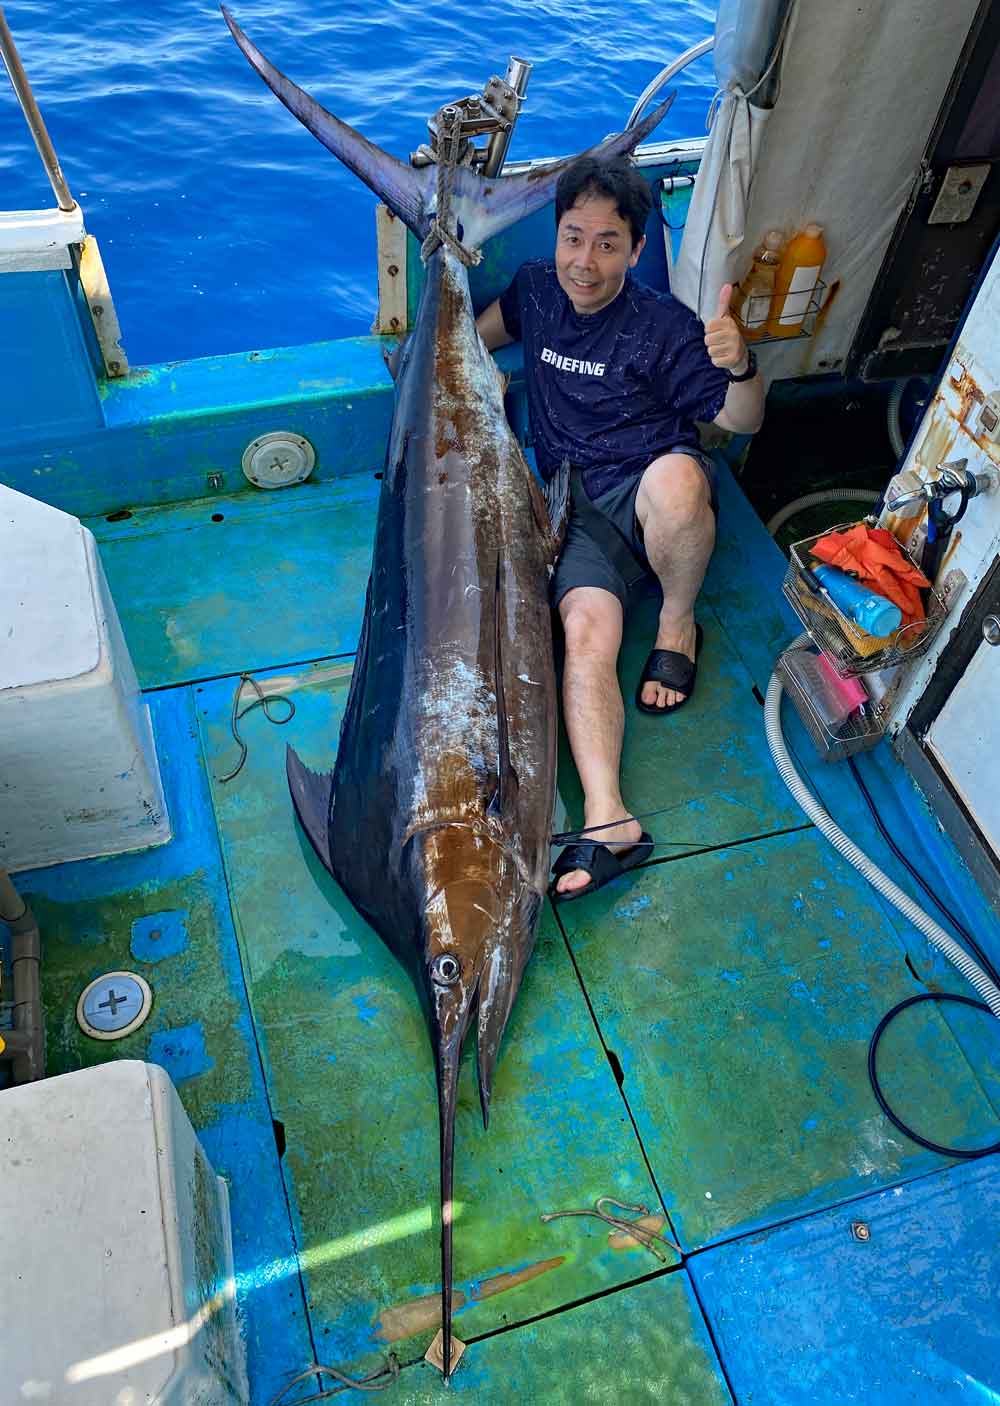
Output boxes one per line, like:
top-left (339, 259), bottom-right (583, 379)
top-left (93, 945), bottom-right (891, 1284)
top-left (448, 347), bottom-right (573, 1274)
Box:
top-left (627, 37), bottom-right (715, 130)
top-left (0, 3), bottom-right (76, 212)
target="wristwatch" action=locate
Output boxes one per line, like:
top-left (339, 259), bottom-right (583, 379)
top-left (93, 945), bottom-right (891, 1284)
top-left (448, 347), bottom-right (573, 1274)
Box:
top-left (726, 348), bottom-right (758, 382)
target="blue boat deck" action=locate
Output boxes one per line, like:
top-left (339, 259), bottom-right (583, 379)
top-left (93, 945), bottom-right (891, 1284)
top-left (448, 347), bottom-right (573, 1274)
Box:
top-left (14, 455), bottom-right (1000, 1403)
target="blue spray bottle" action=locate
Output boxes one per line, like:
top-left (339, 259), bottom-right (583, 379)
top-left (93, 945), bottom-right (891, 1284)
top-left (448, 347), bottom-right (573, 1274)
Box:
top-left (810, 565), bottom-right (902, 637)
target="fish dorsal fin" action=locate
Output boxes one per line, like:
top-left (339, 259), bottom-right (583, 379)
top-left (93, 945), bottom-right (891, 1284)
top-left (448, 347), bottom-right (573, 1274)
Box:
top-left (223, 6), bottom-right (433, 236)
top-left (286, 745), bottom-right (335, 874)
top-left (487, 553), bottom-right (519, 823)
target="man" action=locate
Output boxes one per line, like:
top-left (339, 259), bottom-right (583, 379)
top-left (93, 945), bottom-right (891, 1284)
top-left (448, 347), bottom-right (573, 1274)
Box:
top-left (475, 157), bottom-right (765, 899)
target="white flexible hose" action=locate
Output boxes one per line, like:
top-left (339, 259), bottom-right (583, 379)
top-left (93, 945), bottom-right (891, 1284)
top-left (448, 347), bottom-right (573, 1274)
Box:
top-left (887, 378), bottom-right (908, 461)
top-left (765, 644), bottom-right (1000, 1019)
top-left (765, 487), bottom-right (880, 538)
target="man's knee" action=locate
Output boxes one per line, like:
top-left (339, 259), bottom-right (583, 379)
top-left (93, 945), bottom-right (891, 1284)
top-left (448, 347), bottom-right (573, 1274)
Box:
top-left (636, 453), bottom-right (712, 529)
top-left (559, 588), bottom-right (623, 661)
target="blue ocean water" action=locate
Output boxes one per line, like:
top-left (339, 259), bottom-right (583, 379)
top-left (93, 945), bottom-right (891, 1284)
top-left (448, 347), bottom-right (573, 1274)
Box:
top-left (2, 1), bottom-right (716, 365)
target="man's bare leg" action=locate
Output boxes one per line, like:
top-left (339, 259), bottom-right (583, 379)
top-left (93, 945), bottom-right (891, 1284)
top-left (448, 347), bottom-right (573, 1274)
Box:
top-left (634, 453), bottom-right (716, 710)
top-left (556, 586), bottom-right (643, 895)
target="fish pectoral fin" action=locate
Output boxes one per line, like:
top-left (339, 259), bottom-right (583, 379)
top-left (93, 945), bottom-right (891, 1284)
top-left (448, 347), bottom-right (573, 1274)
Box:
top-left (286, 745), bottom-right (335, 875)
top-left (521, 452), bottom-right (568, 568)
top-left (542, 458), bottom-right (571, 560)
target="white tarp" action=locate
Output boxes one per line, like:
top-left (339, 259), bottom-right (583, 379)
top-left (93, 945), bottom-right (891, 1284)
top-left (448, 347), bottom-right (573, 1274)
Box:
top-left (673, 0), bottom-right (982, 377)
top-left (671, 94), bottom-right (771, 319)
top-left (671, 0), bottom-right (789, 320)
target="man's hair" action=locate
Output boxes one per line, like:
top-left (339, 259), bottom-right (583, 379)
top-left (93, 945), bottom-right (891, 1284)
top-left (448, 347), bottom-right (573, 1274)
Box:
top-left (554, 158), bottom-right (653, 249)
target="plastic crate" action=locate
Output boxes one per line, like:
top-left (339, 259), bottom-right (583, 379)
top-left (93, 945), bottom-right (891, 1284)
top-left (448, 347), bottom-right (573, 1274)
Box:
top-left (776, 644), bottom-right (886, 762)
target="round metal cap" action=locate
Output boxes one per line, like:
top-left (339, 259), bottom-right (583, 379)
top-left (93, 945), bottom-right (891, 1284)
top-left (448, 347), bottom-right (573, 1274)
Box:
top-left (77, 971), bottom-right (153, 1041)
top-left (241, 431), bottom-right (316, 489)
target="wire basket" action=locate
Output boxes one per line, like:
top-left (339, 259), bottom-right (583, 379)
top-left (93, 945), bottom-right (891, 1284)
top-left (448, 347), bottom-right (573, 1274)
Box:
top-left (734, 280), bottom-right (827, 344)
top-left (776, 644), bottom-right (886, 762)
top-left (782, 522), bottom-right (946, 677)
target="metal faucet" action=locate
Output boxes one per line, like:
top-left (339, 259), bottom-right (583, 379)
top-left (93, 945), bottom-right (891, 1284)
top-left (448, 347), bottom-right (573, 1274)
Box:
top-left (889, 457), bottom-right (999, 583)
top-left (886, 458), bottom-right (998, 514)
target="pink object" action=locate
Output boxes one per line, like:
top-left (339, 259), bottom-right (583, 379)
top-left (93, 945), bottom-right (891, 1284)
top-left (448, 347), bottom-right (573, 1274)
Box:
top-left (817, 652), bottom-right (869, 714)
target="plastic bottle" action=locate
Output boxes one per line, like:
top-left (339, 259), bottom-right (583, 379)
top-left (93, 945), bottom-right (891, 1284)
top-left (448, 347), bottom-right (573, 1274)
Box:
top-left (732, 230), bottom-right (783, 340)
top-left (767, 223), bottom-right (826, 338)
top-left (811, 565), bottom-right (902, 637)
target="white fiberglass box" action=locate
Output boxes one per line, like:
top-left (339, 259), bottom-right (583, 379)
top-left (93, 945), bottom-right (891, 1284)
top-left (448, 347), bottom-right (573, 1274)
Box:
top-left (0, 483), bottom-right (170, 870)
top-left (0, 1061), bottom-right (249, 1404)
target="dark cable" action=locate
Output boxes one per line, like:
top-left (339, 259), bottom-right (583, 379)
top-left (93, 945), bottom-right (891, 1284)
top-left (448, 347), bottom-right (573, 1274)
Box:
top-left (847, 759), bottom-right (1000, 1156)
top-left (868, 994), bottom-right (1000, 1159)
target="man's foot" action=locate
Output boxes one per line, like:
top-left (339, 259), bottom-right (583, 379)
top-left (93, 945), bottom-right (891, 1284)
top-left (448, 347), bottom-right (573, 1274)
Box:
top-left (639, 616), bottom-right (700, 711)
top-left (555, 810), bottom-right (643, 895)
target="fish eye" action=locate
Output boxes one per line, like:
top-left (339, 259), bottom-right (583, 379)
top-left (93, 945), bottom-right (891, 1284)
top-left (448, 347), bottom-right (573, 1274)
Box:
top-left (430, 954), bottom-right (461, 986)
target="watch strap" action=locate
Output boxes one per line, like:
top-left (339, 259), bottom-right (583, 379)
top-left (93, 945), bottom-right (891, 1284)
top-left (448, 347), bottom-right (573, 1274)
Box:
top-left (727, 349), bottom-right (758, 383)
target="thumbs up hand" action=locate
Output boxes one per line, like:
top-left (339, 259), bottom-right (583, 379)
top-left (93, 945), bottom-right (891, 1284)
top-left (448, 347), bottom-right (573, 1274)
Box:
top-left (704, 284), bottom-right (748, 372)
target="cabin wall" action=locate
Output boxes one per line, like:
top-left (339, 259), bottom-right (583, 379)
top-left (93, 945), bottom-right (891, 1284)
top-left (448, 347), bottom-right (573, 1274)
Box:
top-left (885, 245), bottom-right (1000, 728)
top-left (745, 0), bottom-right (982, 384)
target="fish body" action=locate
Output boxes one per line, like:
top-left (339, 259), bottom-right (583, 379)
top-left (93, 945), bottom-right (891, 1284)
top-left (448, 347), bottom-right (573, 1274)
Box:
top-left (223, 6), bottom-right (671, 1372)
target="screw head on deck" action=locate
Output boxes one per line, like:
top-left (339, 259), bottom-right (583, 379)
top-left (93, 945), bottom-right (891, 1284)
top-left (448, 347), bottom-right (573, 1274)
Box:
top-left (851, 1221), bottom-right (871, 1242)
top-left (76, 971), bottom-right (153, 1041)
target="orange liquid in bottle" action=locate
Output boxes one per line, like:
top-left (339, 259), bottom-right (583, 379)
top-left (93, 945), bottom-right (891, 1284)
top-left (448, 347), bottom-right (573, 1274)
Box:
top-left (766, 224), bottom-right (826, 338)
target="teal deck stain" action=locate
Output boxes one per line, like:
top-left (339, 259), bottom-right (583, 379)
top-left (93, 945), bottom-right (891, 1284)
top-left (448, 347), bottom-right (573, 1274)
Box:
top-left (17, 446), bottom-right (1000, 1402)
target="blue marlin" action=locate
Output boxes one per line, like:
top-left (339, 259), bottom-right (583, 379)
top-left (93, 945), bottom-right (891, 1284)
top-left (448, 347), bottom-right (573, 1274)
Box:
top-left (223, 6), bottom-right (671, 1374)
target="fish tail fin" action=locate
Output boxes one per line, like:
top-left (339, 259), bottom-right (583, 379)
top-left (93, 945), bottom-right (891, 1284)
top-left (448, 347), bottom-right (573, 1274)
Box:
top-left (224, 6), bottom-right (675, 254)
top-left (222, 6), bottom-right (432, 237)
top-left (453, 92), bottom-right (677, 251)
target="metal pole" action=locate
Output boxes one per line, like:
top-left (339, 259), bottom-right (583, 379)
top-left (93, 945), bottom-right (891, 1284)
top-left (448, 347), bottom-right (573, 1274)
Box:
top-left (0, 4), bottom-right (76, 211)
top-left (482, 57), bottom-right (532, 178)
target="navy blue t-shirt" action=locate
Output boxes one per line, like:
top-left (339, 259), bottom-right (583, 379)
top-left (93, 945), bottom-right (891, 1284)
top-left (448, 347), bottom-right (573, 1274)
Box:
top-left (498, 260), bottom-right (728, 498)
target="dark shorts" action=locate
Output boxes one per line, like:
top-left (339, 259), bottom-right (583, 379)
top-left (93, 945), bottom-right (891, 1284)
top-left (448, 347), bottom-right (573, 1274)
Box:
top-left (551, 447), bottom-right (719, 611)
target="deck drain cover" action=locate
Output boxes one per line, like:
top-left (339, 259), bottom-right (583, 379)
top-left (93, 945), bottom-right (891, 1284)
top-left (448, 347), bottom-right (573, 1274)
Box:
top-left (241, 431), bottom-right (316, 488)
top-left (77, 971), bottom-right (153, 1041)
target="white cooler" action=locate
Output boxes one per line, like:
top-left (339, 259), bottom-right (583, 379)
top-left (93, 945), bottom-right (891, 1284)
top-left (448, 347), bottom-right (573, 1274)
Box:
top-left (0, 484), bottom-right (170, 871)
top-left (0, 1060), bottom-right (248, 1403)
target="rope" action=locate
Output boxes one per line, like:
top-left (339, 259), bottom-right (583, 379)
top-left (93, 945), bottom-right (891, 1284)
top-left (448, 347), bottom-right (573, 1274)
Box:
top-left (551, 802), bottom-right (711, 851)
top-left (541, 1196), bottom-right (681, 1260)
top-left (419, 108), bottom-right (482, 268)
top-left (218, 672), bottom-right (296, 783)
top-left (267, 1355), bottom-right (400, 1405)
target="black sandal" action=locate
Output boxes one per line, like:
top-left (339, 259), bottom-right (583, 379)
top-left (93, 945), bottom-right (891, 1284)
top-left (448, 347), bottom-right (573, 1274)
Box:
top-left (550, 832), bottom-right (654, 903)
top-left (635, 624), bottom-right (703, 716)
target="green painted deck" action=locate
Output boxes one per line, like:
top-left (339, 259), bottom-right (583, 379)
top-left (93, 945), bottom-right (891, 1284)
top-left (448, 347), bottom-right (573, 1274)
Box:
top-left (15, 459), bottom-right (1000, 1403)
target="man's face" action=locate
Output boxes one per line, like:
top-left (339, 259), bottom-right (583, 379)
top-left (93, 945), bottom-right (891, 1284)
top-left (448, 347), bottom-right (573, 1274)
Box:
top-left (555, 193), bottom-right (645, 315)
